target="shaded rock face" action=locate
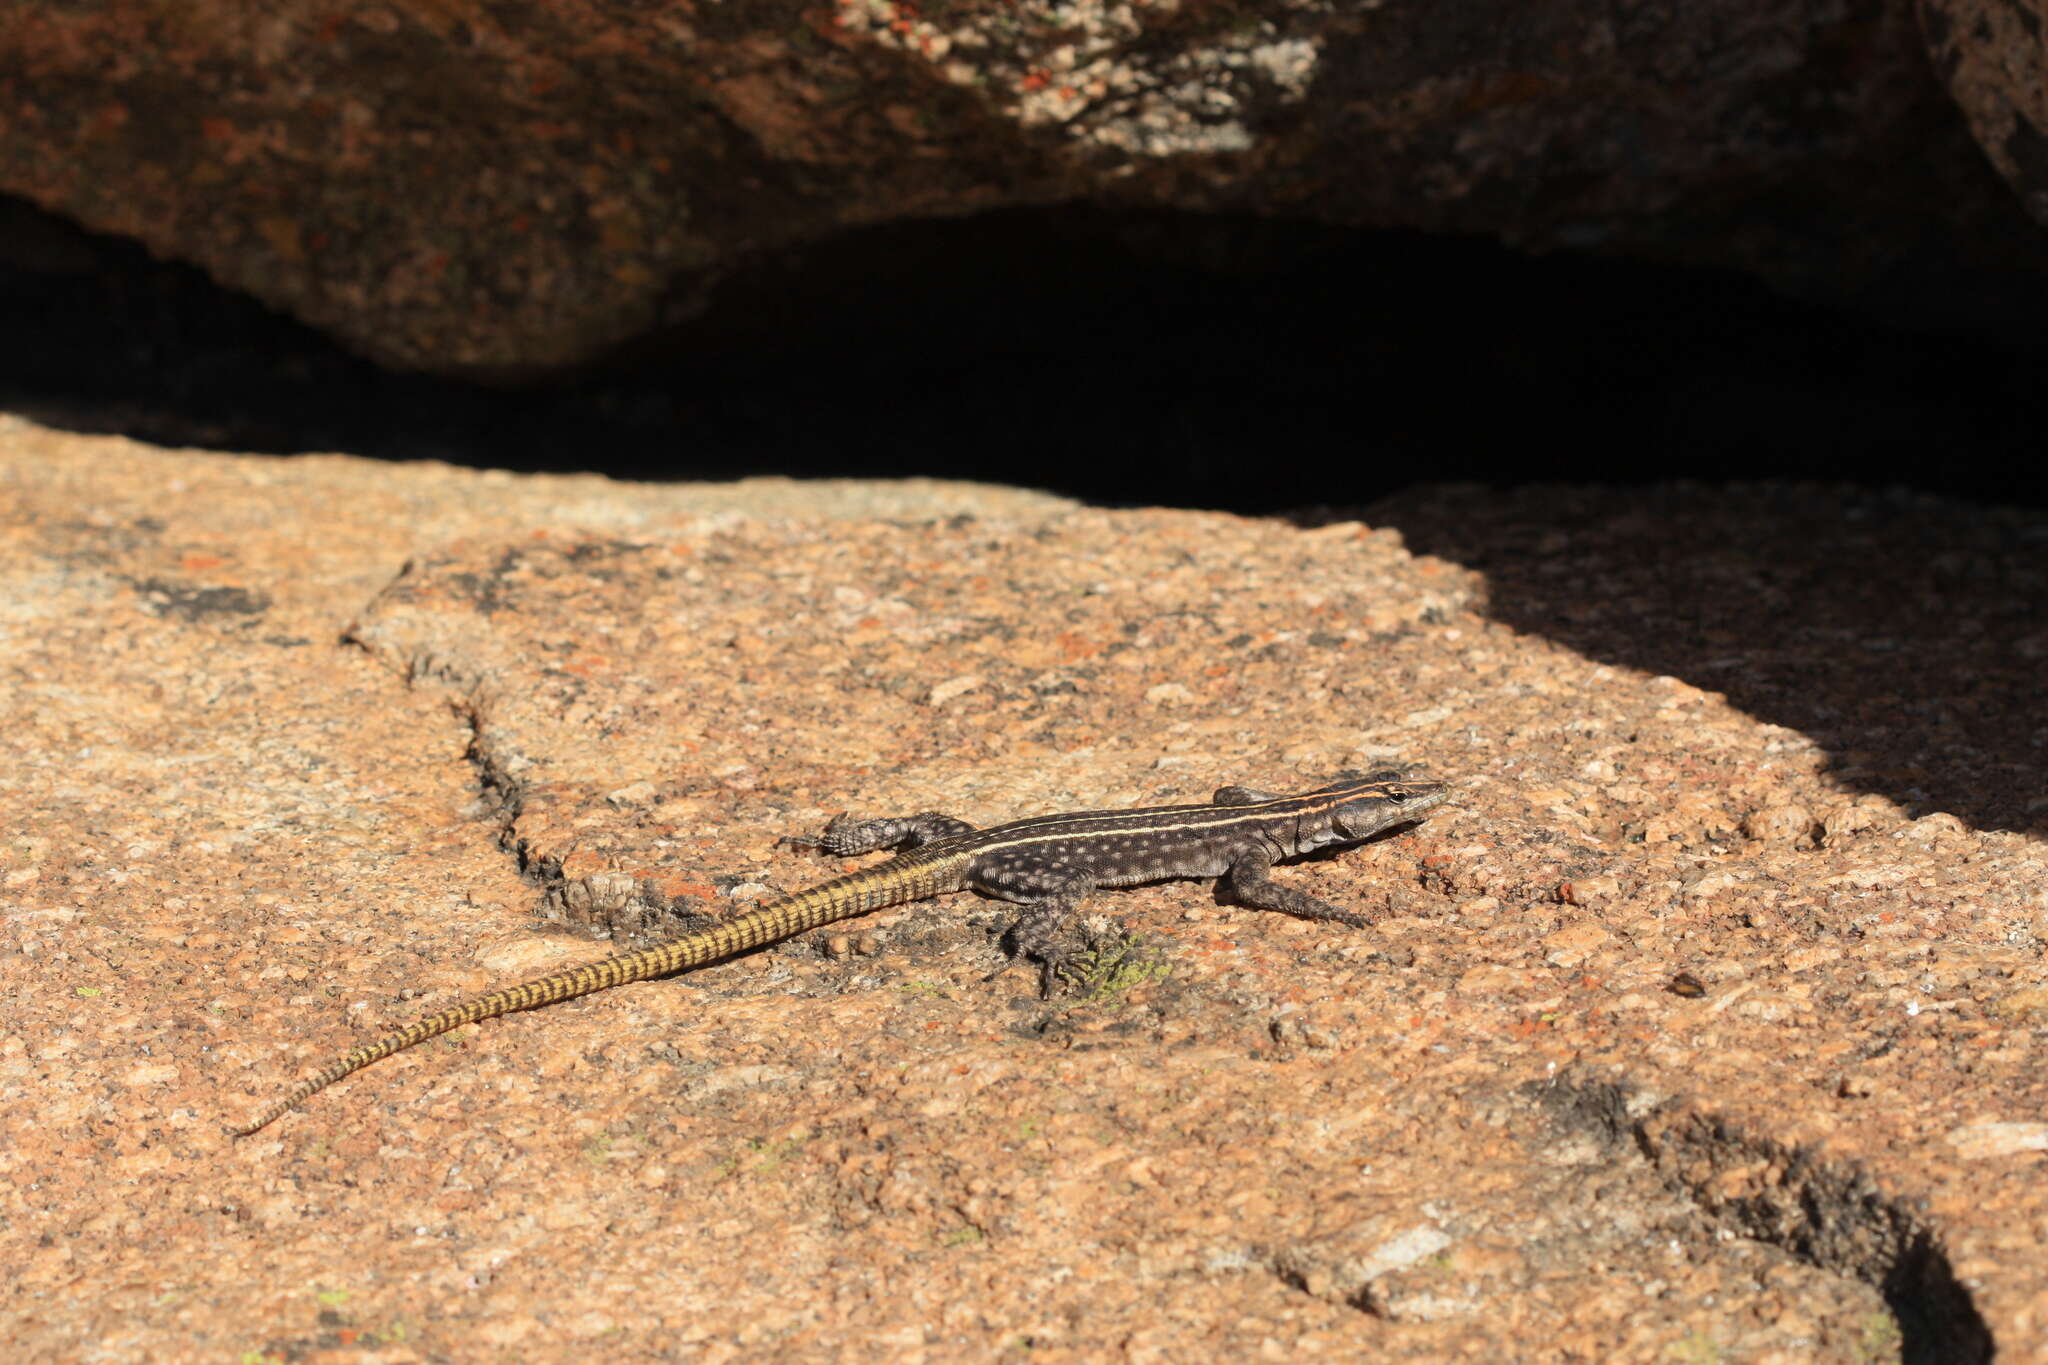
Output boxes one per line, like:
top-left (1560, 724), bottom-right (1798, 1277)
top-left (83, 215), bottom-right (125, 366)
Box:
top-left (2, 0), bottom-right (2044, 375)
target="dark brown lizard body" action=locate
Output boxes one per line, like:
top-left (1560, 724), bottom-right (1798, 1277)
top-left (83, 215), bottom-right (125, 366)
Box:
top-left (234, 769), bottom-right (1446, 1135)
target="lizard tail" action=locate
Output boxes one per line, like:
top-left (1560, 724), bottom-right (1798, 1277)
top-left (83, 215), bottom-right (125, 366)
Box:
top-left (231, 860), bottom-right (924, 1136)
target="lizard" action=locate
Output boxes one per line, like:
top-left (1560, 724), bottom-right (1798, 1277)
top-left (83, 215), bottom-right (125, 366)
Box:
top-left (232, 769), bottom-right (1447, 1135)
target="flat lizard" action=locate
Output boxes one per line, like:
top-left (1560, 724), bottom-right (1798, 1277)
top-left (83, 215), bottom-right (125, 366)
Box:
top-left (234, 769), bottom-right (1446, 1134)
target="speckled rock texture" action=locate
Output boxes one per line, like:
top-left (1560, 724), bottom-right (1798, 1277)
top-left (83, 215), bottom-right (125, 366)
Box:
top-left (2, 0), bottom-right (2042, 374)
top-left (3, 423), bottom-right (2045, 1360)
top-left (1921, 0), bottom-right (2048, 225)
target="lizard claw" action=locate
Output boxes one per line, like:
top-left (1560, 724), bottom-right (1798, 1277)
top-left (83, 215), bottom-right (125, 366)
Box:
top-left (981, 948), bottom-right (1064, 999)
top-left (778, 812), bottom-right (848, 852)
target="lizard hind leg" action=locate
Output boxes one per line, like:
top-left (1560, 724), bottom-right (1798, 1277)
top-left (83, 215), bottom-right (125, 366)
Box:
top-left (788, 811), bottom-right (977, 856)
top-left (976, 861), bottom-right (1096, 997)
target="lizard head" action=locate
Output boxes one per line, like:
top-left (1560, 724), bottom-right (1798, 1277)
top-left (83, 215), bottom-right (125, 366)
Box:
top-left (1325, 769), bottom-right (1448, 843)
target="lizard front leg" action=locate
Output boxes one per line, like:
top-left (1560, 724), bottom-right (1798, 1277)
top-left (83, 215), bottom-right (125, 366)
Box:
top-left (1226, 849), bottom-right (1373, 928)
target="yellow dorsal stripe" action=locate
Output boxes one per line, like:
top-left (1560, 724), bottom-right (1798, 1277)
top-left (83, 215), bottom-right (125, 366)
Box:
top-left (956, 782), bottom-right (1392, 851)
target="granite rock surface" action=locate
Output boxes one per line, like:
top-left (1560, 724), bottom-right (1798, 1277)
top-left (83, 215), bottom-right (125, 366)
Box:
top-left (2, 424), bottom-right (2043, 1360)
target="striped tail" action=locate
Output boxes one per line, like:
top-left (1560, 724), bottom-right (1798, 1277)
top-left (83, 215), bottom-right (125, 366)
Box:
top-left (232, 858), bottom-right (934, 1136)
